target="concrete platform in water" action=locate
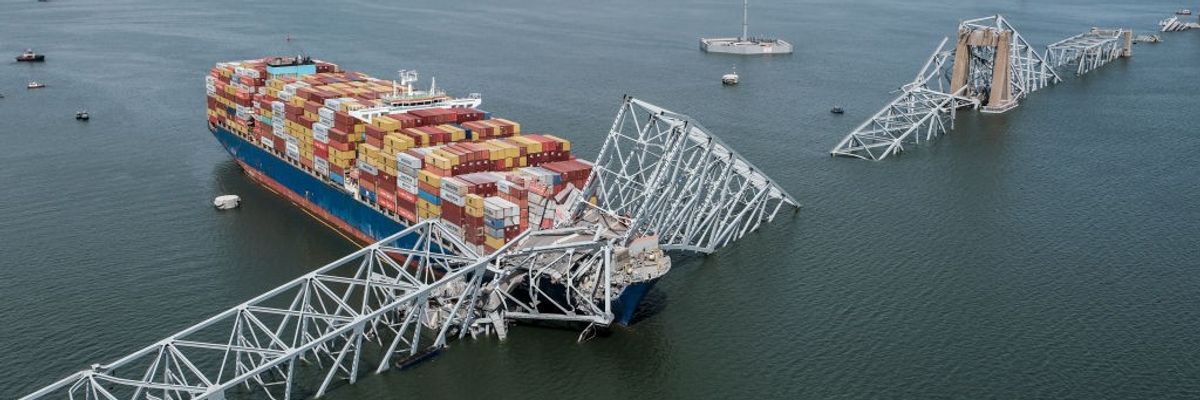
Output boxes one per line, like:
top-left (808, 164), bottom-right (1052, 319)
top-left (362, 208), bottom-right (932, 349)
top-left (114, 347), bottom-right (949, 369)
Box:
top-left (701, 37), bottom-right (792, 55)
top-left (700, 0), bottom-right (792, 55)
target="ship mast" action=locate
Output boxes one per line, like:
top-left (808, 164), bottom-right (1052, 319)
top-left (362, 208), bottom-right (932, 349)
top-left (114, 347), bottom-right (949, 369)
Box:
top-left (741, 0), bottom-right (748, 41)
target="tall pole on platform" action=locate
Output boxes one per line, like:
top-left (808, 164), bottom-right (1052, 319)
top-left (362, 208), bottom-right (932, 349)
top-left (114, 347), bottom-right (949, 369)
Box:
top-left (741, 0), bottom-right (749, 40)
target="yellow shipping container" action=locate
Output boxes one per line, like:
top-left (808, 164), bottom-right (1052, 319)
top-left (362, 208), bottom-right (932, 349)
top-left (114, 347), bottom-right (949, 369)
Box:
top-left (418, 170), bottom-right (442, 187)
top-left (425, 153), bottom-right (452, 170)
top-left (372, 115), bottom-right (401, 131)
top-left (510, 136), bottom-right (542, 153)
top-left (435, 125), bottom-right (467, 142)
top-left (484, 235), bottom-right (505, 249)
top-left (466, 194), bottom-right (484, 209)
top-left (383, 133), bottom-right (415, 152)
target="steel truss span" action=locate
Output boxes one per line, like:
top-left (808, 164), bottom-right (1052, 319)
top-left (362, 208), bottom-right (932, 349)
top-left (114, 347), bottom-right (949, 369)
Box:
top-left (832, 15), bottom-right (1063, 160)
top-left (20, 220), bottom-right (502, 400)
top-left (830, 38), bottom-right (980, 160)
top-left (22, 97), bottom-right (800, 399)
top-left (1046, 28), bottom-right (1131, 76)
top-left (571, 97), bottom-right (800, 253)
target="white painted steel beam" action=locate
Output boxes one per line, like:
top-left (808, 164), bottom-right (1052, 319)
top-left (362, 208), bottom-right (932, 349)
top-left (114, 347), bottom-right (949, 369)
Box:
top-left (20, 220), bottom-right (501, 400)
top-left (569, 97), bottom-right (800, 254)
top-left (22, 97), bottom-right (802, 399)
top-left (1046, 28), bottom-right (1129, 76)
top-left (832, 15), bottom-right (1062, 160)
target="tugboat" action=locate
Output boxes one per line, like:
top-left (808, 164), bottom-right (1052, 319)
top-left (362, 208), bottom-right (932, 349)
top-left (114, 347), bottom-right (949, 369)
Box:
top-left (830, 106), bottom-right (845, 114)
top-left (75, 110), bottom-right (90, 121)
top-left (721, 67), bottom-right (739, 85)
top-left (27, 81), bottom-right (46, 89)
top-left (16, 49), bottom-right (45, 62)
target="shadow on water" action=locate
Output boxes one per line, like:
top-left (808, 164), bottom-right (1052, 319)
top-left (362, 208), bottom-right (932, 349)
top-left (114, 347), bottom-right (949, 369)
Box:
top-left (627, 287), bottom-right (669, 325)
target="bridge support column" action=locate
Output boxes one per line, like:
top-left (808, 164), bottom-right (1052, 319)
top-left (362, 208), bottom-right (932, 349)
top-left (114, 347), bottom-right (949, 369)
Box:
top-left (1121, 30), bottom-right (1133, 57)
top-left (984, 30), bottom-right (1016, 113)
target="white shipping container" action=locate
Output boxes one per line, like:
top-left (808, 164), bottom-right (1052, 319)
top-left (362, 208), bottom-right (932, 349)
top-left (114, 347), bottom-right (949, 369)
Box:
top-left (313, 123), bottom-right (330, 143)
top-left (398, 179), bottom-right (418, 194)
top-left (398, 165), bottom-right (419, 177)
top-left (441, 221), bottom-right (464, 239)
top-left (285, 142), bottom-right (300, 160)
top-left (441, 177), bottom-right (467, 194)
top-left (357, 159), bottom-right (378, 176)
top-left (397, 152), bottom-right (422, 169)
top-left (314, 157), bottom-right (329, 175)
top-left (318, 107), bottom-right (336, 121)
top-left (441, 190), bottom-right (465, 207)
top-left (260, 136), bottom-right (275, 150)
top-left (484, 204), bottom-right (504, 220)
top-left (397, 173), bottom-right (418, 187)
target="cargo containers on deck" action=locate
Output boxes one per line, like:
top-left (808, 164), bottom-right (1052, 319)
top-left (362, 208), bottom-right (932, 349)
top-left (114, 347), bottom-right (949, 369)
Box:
top-left (206, 57), bottom-right (591, 253)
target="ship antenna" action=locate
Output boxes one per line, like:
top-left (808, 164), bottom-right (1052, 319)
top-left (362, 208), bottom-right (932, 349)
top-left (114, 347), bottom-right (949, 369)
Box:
top-left (430, 76), bottom-right (436, 95)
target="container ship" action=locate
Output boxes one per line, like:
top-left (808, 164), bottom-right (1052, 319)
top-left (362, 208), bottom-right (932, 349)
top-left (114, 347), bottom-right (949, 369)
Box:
top-left (206, 56), bottom-right (659, 325)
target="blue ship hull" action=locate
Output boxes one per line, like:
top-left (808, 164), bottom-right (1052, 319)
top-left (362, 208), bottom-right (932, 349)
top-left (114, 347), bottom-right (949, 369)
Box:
top-left (210, 125), bottom-right (651, 325)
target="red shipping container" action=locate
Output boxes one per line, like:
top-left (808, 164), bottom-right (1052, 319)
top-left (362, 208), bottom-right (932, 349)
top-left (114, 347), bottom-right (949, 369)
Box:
top-left (397, 190), bottom-right (417, 204)
top-left (452, 108), bottom-right (484, 123)
top-left (365, 125), bottom-right (387, 140)
top-left (397, 207), bottom-right (416, 224)
top-left (410, 108), bottom-right (457, 125)
top-left (442, 203), bottom-right (464, 225)
top-left (417, 181), bottom-right (438, 195)
top-left (391, 113), bottom-right (422, 129)
top-left (378, 190), bottom-right (397, 211)
top-left (378, 172), bottom-right (397, 191)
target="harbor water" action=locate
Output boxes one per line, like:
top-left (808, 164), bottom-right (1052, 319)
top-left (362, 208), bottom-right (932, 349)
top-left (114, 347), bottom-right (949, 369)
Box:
top-left (1, 0), bottom-right (1199, 398)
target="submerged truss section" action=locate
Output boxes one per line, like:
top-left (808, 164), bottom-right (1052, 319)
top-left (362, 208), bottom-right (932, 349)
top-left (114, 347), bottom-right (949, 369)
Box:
top-left (831, 38), bottom-right (980, 160)
top-left (953, 15), bottom-right (1061, 113)
top-left (21, 220), bottom-right (497, 400)
top-left (571, 97), bottom-right (800, 253)
top-left (1046, 28), bottom-right (1132, 76)
top-left (832, 15), bottom-right (1062, 160)
top-left (23, 97), bottom-right (800, 399)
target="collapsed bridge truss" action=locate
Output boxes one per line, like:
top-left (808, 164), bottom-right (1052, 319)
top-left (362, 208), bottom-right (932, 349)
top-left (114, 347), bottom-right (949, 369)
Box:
top-left (21, 98), bottom-right (799, 399)
top-left (1046, 28), bottom-right (1132, 76)
top-left (832, 15), bottom-right (1070, 160)
top-left (572, 97), bottom-right (800, 253)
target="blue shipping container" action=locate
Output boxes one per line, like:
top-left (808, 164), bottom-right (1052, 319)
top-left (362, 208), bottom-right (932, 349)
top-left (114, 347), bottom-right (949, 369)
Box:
top-left (418, 190), bottom-right (441, 205)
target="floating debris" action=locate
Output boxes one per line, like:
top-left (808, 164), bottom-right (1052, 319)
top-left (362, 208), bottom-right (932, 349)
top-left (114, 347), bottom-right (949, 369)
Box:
top-left (1134, 34), bottom-right (1161, 43)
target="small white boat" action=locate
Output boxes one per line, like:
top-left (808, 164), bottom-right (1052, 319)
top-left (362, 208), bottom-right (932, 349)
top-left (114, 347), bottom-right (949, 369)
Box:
top-left (27, 81), bottom-right (45, 89)
top-left (213, 195), bottom-right (241, 210)
top-left (1177, 9), bottom-right (1192, 16)
top-left (721, 67), bottom-right (739, 85)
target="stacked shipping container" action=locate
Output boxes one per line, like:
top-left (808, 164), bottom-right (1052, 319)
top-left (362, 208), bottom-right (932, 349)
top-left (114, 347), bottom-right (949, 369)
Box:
top-left (207, 58), bottom-right (593, 250)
